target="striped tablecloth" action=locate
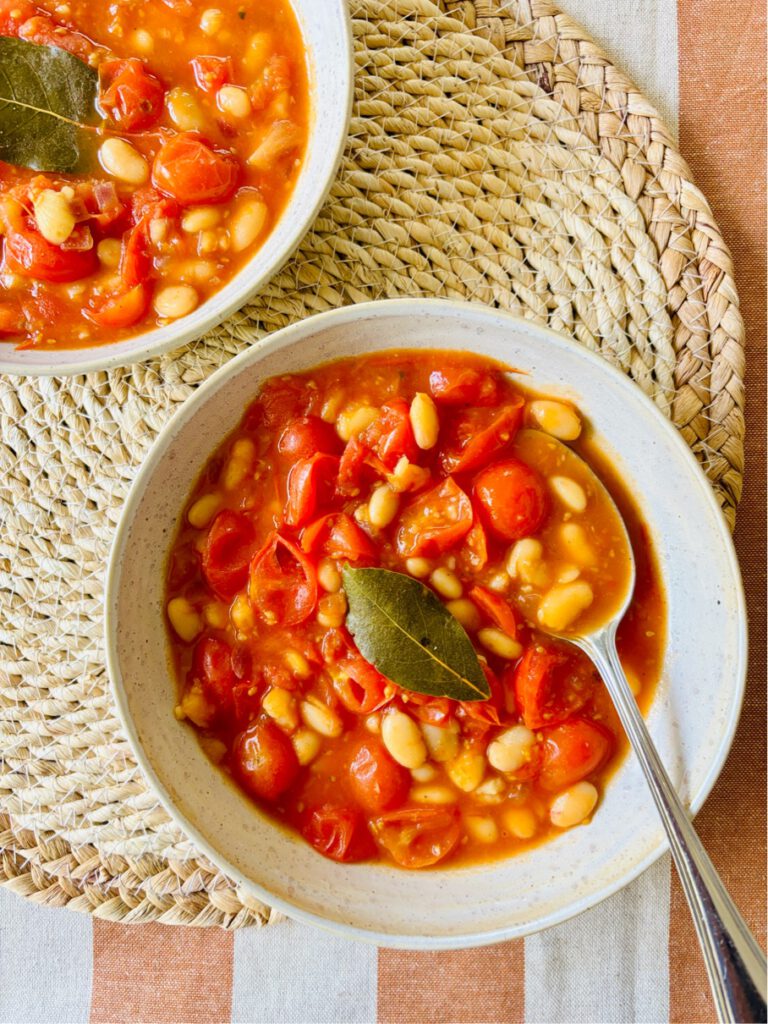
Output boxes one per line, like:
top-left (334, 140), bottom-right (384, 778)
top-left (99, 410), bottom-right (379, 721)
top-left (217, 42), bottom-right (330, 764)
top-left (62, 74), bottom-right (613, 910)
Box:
top-left (1, 1), bottom-right (764, 1021)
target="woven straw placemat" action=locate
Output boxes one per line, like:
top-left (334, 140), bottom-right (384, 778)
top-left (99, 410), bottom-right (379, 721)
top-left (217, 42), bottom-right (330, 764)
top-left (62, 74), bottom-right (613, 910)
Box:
top-left (0, 0), bottom-right (745, 928)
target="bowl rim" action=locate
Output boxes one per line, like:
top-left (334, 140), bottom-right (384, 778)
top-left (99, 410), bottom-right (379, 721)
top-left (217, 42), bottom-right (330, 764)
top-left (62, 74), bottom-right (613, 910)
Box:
top-left (0, 0), bottom-right (354, 378)
top-left (105, 297), bottom-right (748, 949)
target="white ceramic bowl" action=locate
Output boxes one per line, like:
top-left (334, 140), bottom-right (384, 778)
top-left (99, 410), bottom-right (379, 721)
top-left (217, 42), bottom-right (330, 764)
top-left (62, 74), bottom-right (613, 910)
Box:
top-left (105, 299), bottom-right (747, 948)
top-left (0, 1), bottom-right (353, 378)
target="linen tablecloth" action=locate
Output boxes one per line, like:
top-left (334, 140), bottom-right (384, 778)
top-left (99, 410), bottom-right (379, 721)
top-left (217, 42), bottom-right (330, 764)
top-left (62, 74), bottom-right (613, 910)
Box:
top-left (0, 1), bottom-right (765, 1021)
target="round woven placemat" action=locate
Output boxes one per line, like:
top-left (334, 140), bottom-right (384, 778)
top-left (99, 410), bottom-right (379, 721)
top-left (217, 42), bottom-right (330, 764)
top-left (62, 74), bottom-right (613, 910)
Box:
top-left (0, 0), bottom-right (745, 929)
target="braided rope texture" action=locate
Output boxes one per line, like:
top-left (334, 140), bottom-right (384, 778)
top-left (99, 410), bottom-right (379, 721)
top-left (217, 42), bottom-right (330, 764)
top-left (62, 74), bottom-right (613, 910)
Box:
top-left (0, 0), bottom-right (745, 928)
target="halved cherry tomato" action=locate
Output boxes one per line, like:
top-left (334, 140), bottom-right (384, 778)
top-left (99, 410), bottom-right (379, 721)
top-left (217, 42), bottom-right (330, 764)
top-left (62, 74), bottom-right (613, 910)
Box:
top-left (474, 457), bottom-right (547, 542)
top-left (192, 635), bottom-right (236, 712)
top-left (233, 718), bottom-right (299, 802)
top-left (251, 376), bottom-right (306, 429)
top-left (202, 509), bottom-right (257, 600)
top-left (191, 55), bottom-right (232, 94)
top-left (395, 477), bottom-right (473, 558)
top-left (458, 520), bottom-right (488, 573)
top-left (429, 366), bottom-right (499, 406)
top-left (349, 737), bottom-right (410, 813)
top-left (0, 303), bottom-right (23, 336)
top-left (458, 662), bottom-right (504, 727)
top-left (512, 643), bottom-right (597, 730)
top-left (249, 531), bottom-right (317, 626)
top-left (285, 453), bottom-right (339, 528)
top-left (538, 718), bottom-right (613, 791)
top-left (278, 416), bottom-right (341, 461)
top-left (400, 691), bottom-right (454, 727)
top-left (99, 58), bottom-right (165, 131)
top-left (18, 14), bottom-right (94, 59)
top-left (86, 283), bottom-right (150, 328)
top-left (3, 215), bottom-right (97, 282)
top-left (469, 585), bottom-right (518, 638)
top-left (371, 806), bottom-right (462, 868)
top-left (301, 513), bottom-right (376, 563)
top-left (361, 398), bottom-right (417, 470)
top-left (301, 804), bottom-right (374, 862)
top-left (439, 399), bottom-right (524, 475)
top-left (0, 0), bottom-right (36, 36)
top-left (152, 133), bottom-right (240, 206)
top-left (322, 628), bottom-right (392, 714)
top-left (337, 438), bottom-right (368, 495)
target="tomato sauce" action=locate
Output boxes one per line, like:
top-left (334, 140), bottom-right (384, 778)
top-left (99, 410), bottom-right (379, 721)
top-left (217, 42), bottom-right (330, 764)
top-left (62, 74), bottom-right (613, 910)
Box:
top-left (165, 350), bottom-right (666, 869)
top-left (0, 0), bottom-right (309, 349)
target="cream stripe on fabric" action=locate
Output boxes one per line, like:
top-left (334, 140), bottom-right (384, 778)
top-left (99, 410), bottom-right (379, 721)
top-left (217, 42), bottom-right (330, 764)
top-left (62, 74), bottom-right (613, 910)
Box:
top-left (0, 888), bottom-right (93, 1024)
top-left (559, 0), bottom-right (680, 137)
top-left (525, 858), bottom-right (671, 1024)
top-left (231, 918), bottom-right (377, 1024)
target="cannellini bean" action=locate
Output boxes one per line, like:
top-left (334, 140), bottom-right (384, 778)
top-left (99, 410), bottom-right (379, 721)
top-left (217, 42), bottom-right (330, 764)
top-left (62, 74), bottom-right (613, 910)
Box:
top-left (557, 565), bottom-right (581, 584)
top-left (368, 485), bottom-right (399, 528)
top-left (410, 784), bottom-right (457, 805)
top-left (199, 736), bottom-right (227, 763)
top-left (247, 119), bottom-right (301, 170)
top-left (465, 815), bottom-right (499, 843)
top-left (99, 138), bottom-right (149, 184)
top-left (181, 206), bottom-right (221, 233)
top-left (487, 725), bottom-right (535, 773)
top-left (550, 781), bottom-right (598, 828)
top-left (474, 776), bottom-right (506, 804)
top-left (446, 748), bottom-right (485, 792)
top-left (317, 558), bottom-right (342, 593)
top-left (300, 697), bottom-right (343, 738)
top-left (230, 593), bottom-right (255, 632)
top-left (284, 649), bottom-right (311, 679)
top-left (478, 627), bottom-right (522, 660)
top-left (558, 523), bottom-right (595, 566)
top-left (167, 597), bottom-right (202, 642)
top-left (320, 388), bottom-right (345, 423)
top-left (528, 399), bottom-right (582, 440)
top-left (200, 7), bottom-right (223, 34)
top-left (405, 556), bottom-right (431, 578)
top-left (503, 806), bottom-right (538, 839)
top-left (446, 598), bottom-right (481, 631)
top-left (263, 686), bottom-right (299, 732)
top-left (411, 764), bottom-right (437, 783)
top-left (506, 537), bottom-right (544, 584)
top-left (336, 404), bottom-right (378, 442)
top-left (222, 438), bottom-right (255, 490)
top-left (203, 602), bottom-right (228, 629)
top-left (550, 475), bottom-right (587, 512)
top-left (230, 197), bottom-right (268, 252)
top-left (382, 709), bottom-right (427, 769)
top-left (537, 580), bottom-right (594, 631)
top-left (33, 189), bottom-right (75, 245)
top-left (292, 727), bottom-right (322, 766)
top-left (244, 30), bottom-right (272, 73)
top-left (421, 721), bottom-right (459, 763)
top-left (167, 87), bottom-right (207, 131)
top-left (409, 392), bottom-right (439, 449)
top-left (96, 237), bottom-right (122, 268)
top-left (131, 28), bottom-right (153, 53)
top-left (177, 681), bottom-right (213, 727)
top-left (149, 217), bottom-right (170, 245)
top-left (218, 84), bottom-right (252, 119)
top-left (317, 591), bottom-right (347, 628)
top-left (187, 493), bottom-right (221, 529)
top-left (364, 714), bottom-right (381, 734)
top-left (388, 456), bottom-right (430, 493)
top-left (153, 284), bottom-right (199, 319)
top-left (625, 666), bottom-right (642, 697)
top-left (487, 571), bottom-right (511, 593)
top-left (430, 567), bottom-right (462, 600)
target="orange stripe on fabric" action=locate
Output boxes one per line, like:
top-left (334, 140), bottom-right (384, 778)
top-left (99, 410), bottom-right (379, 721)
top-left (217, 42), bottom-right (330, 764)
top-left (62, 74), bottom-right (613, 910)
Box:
top-left (672, 2), bottom-right (767, 1022)
top-left (377, 940), bottom-right (525, 1024)
top-left (89, 919), bottom-right (234, 1024)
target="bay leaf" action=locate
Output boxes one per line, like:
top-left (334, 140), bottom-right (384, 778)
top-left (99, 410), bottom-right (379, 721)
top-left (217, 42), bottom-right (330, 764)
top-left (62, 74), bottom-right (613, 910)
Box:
top-left (342, 565), bottom-right (490, 702)
top-left (0, 37), bottom-right (100, 173)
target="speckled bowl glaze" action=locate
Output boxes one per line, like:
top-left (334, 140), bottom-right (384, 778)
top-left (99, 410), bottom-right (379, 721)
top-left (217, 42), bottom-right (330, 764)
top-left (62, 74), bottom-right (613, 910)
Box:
top-left (0, 0), bottom-right (353, 377)
top-left (105, 299), bottom-right (747, 949)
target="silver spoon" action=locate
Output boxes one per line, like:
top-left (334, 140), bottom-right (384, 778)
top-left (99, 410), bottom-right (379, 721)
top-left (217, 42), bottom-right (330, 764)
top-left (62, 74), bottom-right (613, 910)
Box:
top-left (528, 431), bottom-right (767, 1024)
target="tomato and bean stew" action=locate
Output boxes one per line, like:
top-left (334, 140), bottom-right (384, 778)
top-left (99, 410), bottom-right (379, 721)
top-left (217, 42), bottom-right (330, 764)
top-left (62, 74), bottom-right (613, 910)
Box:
top-left (0, 0), bottom-right (308, 349)
top-left (166, 351), bottom-right (665, 869)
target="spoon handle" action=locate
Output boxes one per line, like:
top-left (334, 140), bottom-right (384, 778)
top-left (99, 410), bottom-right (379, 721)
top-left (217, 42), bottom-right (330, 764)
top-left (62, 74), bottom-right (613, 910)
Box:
top-left (583, 629), bottom-right (767, 1024)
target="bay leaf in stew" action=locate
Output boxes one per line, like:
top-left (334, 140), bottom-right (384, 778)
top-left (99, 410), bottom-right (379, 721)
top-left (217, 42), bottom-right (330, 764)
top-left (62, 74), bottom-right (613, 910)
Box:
top-left (343, 565), bottom-right (490, 702)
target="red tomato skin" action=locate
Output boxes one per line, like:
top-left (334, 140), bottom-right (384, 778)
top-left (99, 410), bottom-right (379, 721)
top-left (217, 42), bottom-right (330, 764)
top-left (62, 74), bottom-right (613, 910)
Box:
top-left (301, 804), bottom-right (374, 862)
top-left (0, 0), bottom-right (36, 35)
top-left (202, 510), bottom-right (257, 600)
top-left (233, 719), bottom-right (300, 802)
top-left (429, 367), bottom-right (499, 406)
top-left (99, 58), bottom-right (165, 131)
top-left (361, 398), bottom-right (418, 470)
top-left (371, 806), bottom-right (462, 868)
top-left (474, 457), bottom-right (547, 541)
top-left (301, 513), bottom-right (377, 564)
top-left (152, 133), bottom-right (240, 206)
top-left (468, 585), bottom-right (518, 638)
top-left (249, 531), bottom-right (318, 626)
top-left (3, 221), bottom-right (97, 283)
top-left (395, 477), bottom-right (473, 558)
top-left (191, 55), bottom-right (232, 93)
top-left (278, 416), bottom-right (341, 461)
top-left (192, 635), bottom-right (236, 712)
top-left (86, 283), bottom-right (150, 328)
top-left (538, 718), bottom-right (613, 791)
top-left (439, 400), bottom-right (524, 475)
top-left (349, 737), bottom-right (410, 813)
top-left (285, 453), bottom-right (340, 528)
top-left (18, 14), bottom-right (94, 59)
top-left (512, 643), bottom-right (597, 730)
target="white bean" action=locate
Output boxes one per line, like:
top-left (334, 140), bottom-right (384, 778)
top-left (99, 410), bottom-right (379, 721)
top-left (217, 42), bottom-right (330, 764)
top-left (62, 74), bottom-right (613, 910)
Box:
top-left (410, 784), bottom-right (456, 805)
top-left (187, 493), bottom-right (221, 528)
top-left (33, 189), bottom-right (75, 245)
top-left (549, 475), bottom-right (587, 512)
top-left (317, 558), bottom-right (342, 593)
top-left (381, 709), bottom-right (427, 769)
top-left (487, 725), bottom-right (535, 773)
top-left (317, 592), bottom-right (347, 628)
top-left (230, 197), bottom-right (269, 252)
top-left (336, 404), bottom-right (378, 442)
top-left (503, 806), bottom-right (537, 839)
top-left (292, 727), bottom-right (322, 765)
top-left (421, 721), bottom-right (459, 763)
top-left (262, 686), bottom-right (299, 732)
top-left (430, 567), bottom-right (462, 600)
top-left (153, 285), bottom-right (199, 319)
top-left (537, 580), bottom-right (594, 631)
top-left (446, 748), bottom-right (485, 792)
top-left (181, 206), bottom-right (221, 233)
top-left (167, 87), bottom-right (206, 131)
top-left (368, 485), bottom-right (399, 528)
top-left (167, 597), bottom-right (202, 643)
top-left (300, 698), bottom-right (342, 738)
top-left (405, 557), bottom-right (431, 578)
top-left (97, 238), bottom-right (122, 268)
top-left (200, 7), bottom-right (223, 34)
top-left (218, 85), bottom-right (252, 119)
top-left (446, 598), bottom-right (481, 631)
top-left (99, 138), bottom-right (149, 184)
top-left (558, 523), bottom-right (595, 566)
top-left (528, 399), bottom-right (582, 440)
top-left (550, 782), bottom-right (598, 828)
top-left (506, 537), bottom-right (544, 584)
top-left (465, 815), bottom-right (499, 843)
top-left (478, 628), bottom-right (522, 660)
top-left (409, 392), bottom-right (440, 449)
